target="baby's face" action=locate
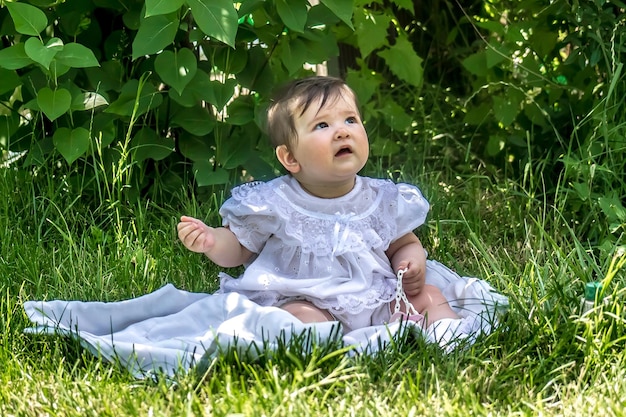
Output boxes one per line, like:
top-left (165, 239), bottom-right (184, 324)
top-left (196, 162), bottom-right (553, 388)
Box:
top-left (286, 88), bottom-right (369, 196)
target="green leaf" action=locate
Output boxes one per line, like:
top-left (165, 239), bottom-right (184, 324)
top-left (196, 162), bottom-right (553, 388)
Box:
top-left (486, 43), bottom-right (508, 68)
top-left (172, 105), bottom-right (215, 136)
top-left (105, 80), bottom-right (162, 117)
top-left (486, 135), bottom-right (505, 156)
top-left (201, 79), bottom-right (236, 109)
top-left (474, 19), bottom-right (505, 36)
top-left (0, 44), bottom-right (33, 70)
top-left (599, 197), bottom-right (626, 222)
top-left (0, 69), bottom-right (22, 96)
top-left (530, 28), bottom-right (558, 59)
top-left (307, 3), bottom-right (341, 26)
top-left (71, 92), bottom-right (109, 111)
top-left (193, 160), bottom-right (229, 186)
top-left (377, 36), bottom-right (423, 87)
top-left (6, 2), bottom-right (48, 36)
top-left (523, 102), bottom-right (548, 127)
top-left (370, 136), bottom-right (400, 157)
top-left (572, 182), bottom-right (590, 201)
top-left (169, 88), bottom-right (197, 108)
top-left (145, 0), bottom-right (185, 17)
top-left (48, 60), bottom-right (71, 78)
top-left (61, 78), bottom-right (90, 101)
top-left (37, 87), bottom-right (71, 121)
top-left (242, 154), bottom-right (275, 180)
top-left (346, 68), bottom-right (379, 104)
top-left (493, 95), bottom-right (520, 127)
top-left (178, 132), bottom-right (214, 161)
top-left (123, 7), bottom-right (142, 30)
top-left (132, 14), bottom-right (179, 60)
top-left (53, 127), bottom-right (90, 164)
top-left (279, 38), bottom-right (307, 75)
top-left (225, 95), bottom-right (255, 126)
top-left (276, 0), bottom-right (307, 33)
top-left (463, 103), bottom-right (492, 126)
top-left (155, 49), bottom-right (197, 95)
top-left (187, 0), bottom-right (238, 48)
top-left (462, 50), bottom-right (487, 76)
top-left (237, 0), bottom-right (265, 17)
top-left (219, 131), bottom-right (254, 169)
top-left (320, 0), bottom-right (354, 29)
top-left (380, 100), bottom-right (412, 132)
top-left (55, 43), bottom-right (100, 68)
top-left (213, 46), bottom-right (248, 74)
top-left (299, 29), bottom-right (339, 64)
top-left (24, 37), bottom-right (63, 70)
top-left (354, 10), bottom-right (390, 58)
top-left (237, 46), bottom-right (275, 96)
top-left (182, 70), bottom-right (212, 104)
top-left (130, 127), bottom-right (173, 161)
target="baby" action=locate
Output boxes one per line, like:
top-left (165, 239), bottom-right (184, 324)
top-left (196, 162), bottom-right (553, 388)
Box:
top-left (178, 76), bottom-right (459, 333)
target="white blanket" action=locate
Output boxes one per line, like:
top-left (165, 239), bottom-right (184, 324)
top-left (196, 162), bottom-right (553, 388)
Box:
top-left (23, 260), bottom-right (508, 378)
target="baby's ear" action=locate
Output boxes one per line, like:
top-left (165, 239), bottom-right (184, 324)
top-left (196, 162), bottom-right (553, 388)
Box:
top-left (276, 145), bottom-right (301, 173)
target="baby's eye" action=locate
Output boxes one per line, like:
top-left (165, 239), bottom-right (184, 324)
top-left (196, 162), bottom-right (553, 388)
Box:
top-left (346, 116), bottom-right (358, 124)
top-left (314, 122), bottom-right (328, 130)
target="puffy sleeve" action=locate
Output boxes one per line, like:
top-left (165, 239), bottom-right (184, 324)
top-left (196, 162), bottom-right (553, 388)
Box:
top-left (394, 183), bottom-right (430, 238)
top-left (218, 181), bottom-right (281, 253)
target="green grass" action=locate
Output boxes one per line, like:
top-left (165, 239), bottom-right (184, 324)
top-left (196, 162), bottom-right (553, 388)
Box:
top-left (1, 149), bottom-right (625, 416)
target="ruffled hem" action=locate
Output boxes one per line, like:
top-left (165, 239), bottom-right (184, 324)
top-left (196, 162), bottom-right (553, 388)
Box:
top-left (218, 272), bottom-right (397, 315)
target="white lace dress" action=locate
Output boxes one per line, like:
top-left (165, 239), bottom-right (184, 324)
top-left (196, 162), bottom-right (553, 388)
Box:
top-left (217, 175), bottom-right (430, 328)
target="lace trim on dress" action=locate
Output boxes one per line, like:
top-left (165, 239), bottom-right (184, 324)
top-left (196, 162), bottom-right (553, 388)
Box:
top-left (229, 178), bottom-right (400, 256)
top-left (312, 278), bottom-right (397, 315)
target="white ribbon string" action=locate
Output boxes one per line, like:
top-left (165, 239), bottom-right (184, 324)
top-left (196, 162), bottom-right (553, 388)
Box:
top-left (394, 267), bottom-right (419, 315)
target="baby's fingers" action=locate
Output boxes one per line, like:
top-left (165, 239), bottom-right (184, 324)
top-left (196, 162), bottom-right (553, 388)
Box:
top-left (178, 222), bottom-right (202, 243)
top-left (401, 270), bottom-right (424, 296)
top-left (182, 229), bottom-right (210, 252)
top-left (180, 215), bottom-right (208, 227)
top-left (403, 280), bottom-right (423, 296)
top-left (177, 221), bottom-right (198, 239)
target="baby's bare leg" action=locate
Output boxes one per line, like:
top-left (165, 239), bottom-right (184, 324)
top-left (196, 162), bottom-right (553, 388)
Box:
top-left (280, 301), bottom-right (335, 323)
top-left (405, 284), bottom-right (459, 327)
top-left (280, 300), bottom-right (334, 323)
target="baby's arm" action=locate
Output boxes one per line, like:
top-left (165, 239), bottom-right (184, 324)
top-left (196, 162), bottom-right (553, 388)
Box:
top-left (386, 232), bottom-right (427, 296)
top-left (177, 215), bottom-right (253, 267)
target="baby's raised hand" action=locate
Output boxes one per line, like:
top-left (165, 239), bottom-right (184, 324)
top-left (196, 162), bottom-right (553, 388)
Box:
top-left (177, 216), bottom-right (216, 254)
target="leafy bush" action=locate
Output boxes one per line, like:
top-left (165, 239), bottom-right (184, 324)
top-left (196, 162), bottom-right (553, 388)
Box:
top-left (0, 0), bottom-right (354, 201)
top-left (0, 0), bottom-right (433, 204)
top-left (1, 0), bottom-right (623, 247)
top-left (459, 0), bottom-right (626, 246)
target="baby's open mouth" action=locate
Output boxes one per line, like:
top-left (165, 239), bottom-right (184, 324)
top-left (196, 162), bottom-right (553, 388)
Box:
top-left (335, 147), bottom-right (352, 156)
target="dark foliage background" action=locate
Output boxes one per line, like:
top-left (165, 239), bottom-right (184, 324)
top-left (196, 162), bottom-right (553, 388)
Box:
top-left (0, 0), bottom-right (624, 246)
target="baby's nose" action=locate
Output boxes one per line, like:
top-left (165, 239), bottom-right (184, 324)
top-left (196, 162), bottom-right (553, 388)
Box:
top-left (335, 126), bottom-right (349, 138)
